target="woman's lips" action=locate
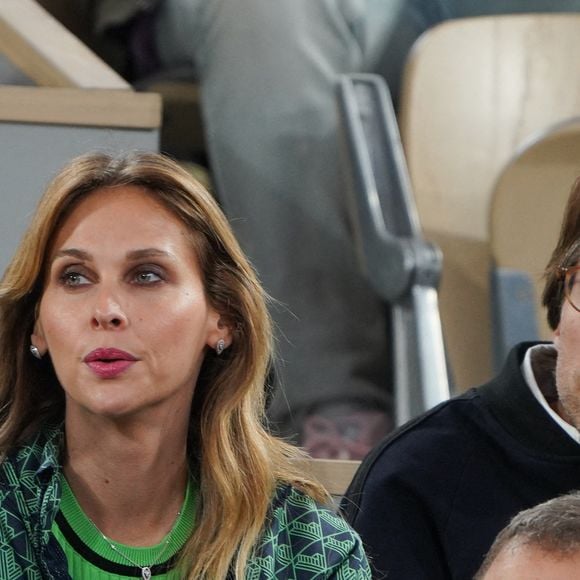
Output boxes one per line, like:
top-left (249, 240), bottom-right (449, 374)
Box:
top-left (83, 348), bottom-right (138, 379)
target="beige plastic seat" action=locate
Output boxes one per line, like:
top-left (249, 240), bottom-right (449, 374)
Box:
top-left (490, 119), bottom-right (580, 346)
top-left (302, 459), bottom-right (360, 499)
top-left (399, 14), bottom-right (580, 391)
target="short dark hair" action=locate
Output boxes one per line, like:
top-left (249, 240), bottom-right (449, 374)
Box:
top-left (475, 492), bottom-right (580, 579)
top-left (543, 177), bottom-right (580, 329)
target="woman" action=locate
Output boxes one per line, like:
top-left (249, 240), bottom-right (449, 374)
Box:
top-left (0, 152), bottom-right (370, 579)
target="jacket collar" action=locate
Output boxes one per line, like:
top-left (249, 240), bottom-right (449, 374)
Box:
top-left (478, 342), bottom-right (580, 457)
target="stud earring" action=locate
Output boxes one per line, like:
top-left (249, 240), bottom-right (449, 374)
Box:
top-left (216, 338), bottom-right (226, 356)
top-left (30, 345), bottom-right (42, 360)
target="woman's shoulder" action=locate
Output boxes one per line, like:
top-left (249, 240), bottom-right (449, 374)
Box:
top-left (0, 424), bottom-right (62, 488)
top-left (247, 484), bottom-right (370, 578)
top-left (2, 423), bottom-right (61, 458)
top-left (268, 484), bottom-right (351, 534)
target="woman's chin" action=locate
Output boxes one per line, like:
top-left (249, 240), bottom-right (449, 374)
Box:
top-left (66, 393), bottom-right (152, 422)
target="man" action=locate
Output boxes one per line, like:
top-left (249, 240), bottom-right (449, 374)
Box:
top-left (342, 178), bottom-right (580, 578)
top-left (475, 492), bottom-right (580, 580)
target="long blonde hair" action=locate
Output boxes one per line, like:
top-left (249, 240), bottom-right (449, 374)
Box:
top-left (0, 151), bottom-right (327, 578)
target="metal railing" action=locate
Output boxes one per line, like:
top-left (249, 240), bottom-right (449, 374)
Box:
top-left (338, 73), bottom-right (451, 424)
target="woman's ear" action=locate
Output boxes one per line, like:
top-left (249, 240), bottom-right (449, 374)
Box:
top-left (553, 324), bottom-right (561, 349)
top-left (206, 312), bottom-right (233, 353)
top-left (30, 319), bottom-right (48, 356)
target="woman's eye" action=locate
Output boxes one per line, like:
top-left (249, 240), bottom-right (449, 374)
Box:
top-left (60, 271), bottom-right (90, 287)
top-left (133, 270), bottom-right (163, 285)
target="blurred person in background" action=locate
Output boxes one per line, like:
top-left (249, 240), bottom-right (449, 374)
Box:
top-left (82, 0), bottom-right (580, 459)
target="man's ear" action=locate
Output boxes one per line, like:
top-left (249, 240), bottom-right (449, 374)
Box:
top-left (553, 325), bottom-right (561, 349)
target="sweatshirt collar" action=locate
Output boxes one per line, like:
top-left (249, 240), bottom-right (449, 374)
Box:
top-left (478, 342), bottom-right (580, 457)
top-left (522, 344), bottom-right (580, 445)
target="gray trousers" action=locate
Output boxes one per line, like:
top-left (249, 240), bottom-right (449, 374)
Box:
top-left (152, 0), bottom-right (580, 430)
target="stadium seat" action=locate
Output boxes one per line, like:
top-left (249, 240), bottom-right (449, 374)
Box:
top-left (490, 119), bottom-right (580, 367)
top-left (399, 14), bottom-right (580, 390)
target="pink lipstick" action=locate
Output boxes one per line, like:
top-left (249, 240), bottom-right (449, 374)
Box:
top-left (83, 348), bottom-right (138, 379)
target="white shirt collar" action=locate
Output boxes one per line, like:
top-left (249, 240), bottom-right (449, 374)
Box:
top-left (522, 344), bottom-right (580, 444)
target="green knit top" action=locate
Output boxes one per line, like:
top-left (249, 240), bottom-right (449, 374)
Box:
top-left (52, 474), bottom-right (196, 579)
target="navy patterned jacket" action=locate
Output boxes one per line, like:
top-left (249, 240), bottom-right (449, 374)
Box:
top-left (0, 425), bottom-right (370, 579)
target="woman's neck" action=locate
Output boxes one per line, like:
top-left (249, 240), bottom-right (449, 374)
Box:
top-left (63, 410), bottom-right (190, 546)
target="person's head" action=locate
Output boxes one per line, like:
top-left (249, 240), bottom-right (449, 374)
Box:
top-left (0, 151), bottom-right (271, 449)
top-left (30, 183), bottom-right (231, 425)
top-left (0, 151), bottom-right (318, 578)
top-left (542, 178), bottom-right (580, 427)
top-left (475, 492), bottom-right (580, 580)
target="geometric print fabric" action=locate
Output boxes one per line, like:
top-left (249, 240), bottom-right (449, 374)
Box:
top-left (0, 426), bottom-right (370, 578)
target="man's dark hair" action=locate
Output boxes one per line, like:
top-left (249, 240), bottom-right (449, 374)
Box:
top-left (543, 176), bottom-right (580, 329)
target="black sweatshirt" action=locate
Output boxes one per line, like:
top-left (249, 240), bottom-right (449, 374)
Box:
top-left (342, 342), bottom-right (580, 579)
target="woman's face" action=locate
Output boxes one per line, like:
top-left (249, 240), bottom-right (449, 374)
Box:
top-left (32, 185), bottom-right (228, 421)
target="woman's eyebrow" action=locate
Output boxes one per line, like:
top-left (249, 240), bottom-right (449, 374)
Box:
top-left (52, 248), bottom-right (91, 262)
top-left (126, 248), bottom-right (173, 261)
top-left (53, 248), bottom-right (172, 261)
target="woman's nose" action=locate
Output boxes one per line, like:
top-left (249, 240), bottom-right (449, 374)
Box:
top-left (91, 289), bottom-right (128, 330)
